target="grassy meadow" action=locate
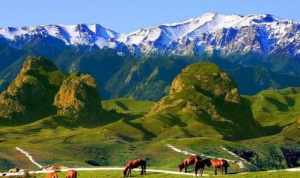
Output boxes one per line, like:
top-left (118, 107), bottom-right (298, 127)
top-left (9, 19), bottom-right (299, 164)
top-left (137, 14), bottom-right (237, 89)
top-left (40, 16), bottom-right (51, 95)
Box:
top-left (31, 170), bottom-right (300, 178)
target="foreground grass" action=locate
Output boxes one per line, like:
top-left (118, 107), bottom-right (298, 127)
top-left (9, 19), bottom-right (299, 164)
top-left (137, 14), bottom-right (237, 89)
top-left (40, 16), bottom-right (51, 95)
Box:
top-left (32, 171), bottom-right (300, 178)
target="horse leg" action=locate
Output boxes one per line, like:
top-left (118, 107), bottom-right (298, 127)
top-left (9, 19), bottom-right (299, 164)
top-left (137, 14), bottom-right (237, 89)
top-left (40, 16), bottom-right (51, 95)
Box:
top-left (200, 168), bottom-right (203, 177)
top-left (128, 168), bottom-right (131, 177)
top-left (141, 166), bottom-right (144, 175)
top-left (185, 166), bottom-right (187, 173)
top-left (126, 169), bottom-right (130, 178)
top-left (221, 167), bottom-right (224, 175)
top-left (214, 168), bottom-right (217, 175)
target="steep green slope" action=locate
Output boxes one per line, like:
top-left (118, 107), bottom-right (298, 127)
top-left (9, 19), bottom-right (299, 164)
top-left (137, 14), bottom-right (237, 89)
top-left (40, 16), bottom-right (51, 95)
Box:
top-left (249, 87), bottom-right (300, 127)
top-left (102, 98), bottom-right (154, 115)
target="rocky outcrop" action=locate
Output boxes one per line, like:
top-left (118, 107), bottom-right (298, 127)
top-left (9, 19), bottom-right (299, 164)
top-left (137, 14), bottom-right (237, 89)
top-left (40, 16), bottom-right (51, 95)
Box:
top-left (54, 73), bottom-right (102, 119)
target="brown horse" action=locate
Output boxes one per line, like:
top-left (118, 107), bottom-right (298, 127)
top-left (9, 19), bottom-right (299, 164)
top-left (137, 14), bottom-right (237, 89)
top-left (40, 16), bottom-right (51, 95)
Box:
top-left (65, 170), bottom-right (77, 178)
top-left (196, 158), bottom-right (229, 176)
top-left (46, 172), bottom-right (58, 178)
top-left (123, 159), bottom-right (147, 177)
top-left (178, 155), bottom-right (201, 173)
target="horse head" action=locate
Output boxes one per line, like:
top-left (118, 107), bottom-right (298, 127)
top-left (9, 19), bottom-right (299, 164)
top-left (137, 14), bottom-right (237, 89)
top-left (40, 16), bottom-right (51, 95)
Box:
top-left (203, 158), bottom-right (212, 167)
top-left (178, 163), bottom-right (184, 172)
top-left (222, 159), bottom-right (230, 167)
top-left (195, 155), bottom-right (202, 162)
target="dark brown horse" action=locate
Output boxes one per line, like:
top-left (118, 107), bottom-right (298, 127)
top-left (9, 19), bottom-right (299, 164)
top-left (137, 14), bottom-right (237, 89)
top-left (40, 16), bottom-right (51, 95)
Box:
top-left (123, 159), bottom-right (147, 177)
top-left (195, 158), bottom-right (229, 176)
top-left (65, 170), bottom-right (77, 178)
top-left (178, 155), bottom-right (201, 173)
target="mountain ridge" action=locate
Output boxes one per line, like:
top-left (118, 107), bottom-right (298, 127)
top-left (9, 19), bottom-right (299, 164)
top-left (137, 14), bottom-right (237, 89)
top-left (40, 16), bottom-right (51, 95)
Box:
top-left (0, 12), bottom-right (300, 57)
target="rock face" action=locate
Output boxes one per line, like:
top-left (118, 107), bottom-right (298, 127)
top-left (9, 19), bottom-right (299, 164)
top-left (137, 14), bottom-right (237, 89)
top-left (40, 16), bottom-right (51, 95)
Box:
top-left (54, 73), bottom-right (102, 119)
top-left (0, 56), bottom-right (64, 121)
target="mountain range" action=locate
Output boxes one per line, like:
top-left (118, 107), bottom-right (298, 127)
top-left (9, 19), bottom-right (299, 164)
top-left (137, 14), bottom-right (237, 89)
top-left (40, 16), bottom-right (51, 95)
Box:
top-left (1, 12), bottom-right (300, 56)
top-left (1, 12), bottom-right (300, 100)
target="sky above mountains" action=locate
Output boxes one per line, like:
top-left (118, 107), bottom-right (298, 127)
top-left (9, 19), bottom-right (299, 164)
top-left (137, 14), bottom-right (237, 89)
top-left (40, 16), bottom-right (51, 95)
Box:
top-left (0, 0), bottom-right (299, 32)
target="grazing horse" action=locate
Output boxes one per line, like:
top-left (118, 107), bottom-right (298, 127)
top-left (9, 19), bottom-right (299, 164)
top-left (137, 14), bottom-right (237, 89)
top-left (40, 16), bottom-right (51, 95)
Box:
top-left (194, 158), bottom-right (206, 176)
top-left (198, 158), bottom-right (229, 176)
top-left (46, 172), bottom-right (58, 178)
top-left (178, 155), bottom-right (201, 173)
top-left (66, 170), bottom-right (77, 178)
top-left (123, 159), bottom-right (147, 177)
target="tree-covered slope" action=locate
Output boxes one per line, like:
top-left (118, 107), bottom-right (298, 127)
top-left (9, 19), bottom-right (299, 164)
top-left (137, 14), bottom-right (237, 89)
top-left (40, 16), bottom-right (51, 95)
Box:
top-left (1, 45), bottom-right (300, 101)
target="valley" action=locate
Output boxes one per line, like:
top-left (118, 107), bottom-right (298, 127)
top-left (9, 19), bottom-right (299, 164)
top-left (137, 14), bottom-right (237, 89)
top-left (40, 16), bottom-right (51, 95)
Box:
top-left (0, 57), bottom-right (299, 174)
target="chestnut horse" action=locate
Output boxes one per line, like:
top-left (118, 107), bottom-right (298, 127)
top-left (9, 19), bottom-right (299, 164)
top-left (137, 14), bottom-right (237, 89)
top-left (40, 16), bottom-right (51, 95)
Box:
top-left (65, 170), bottom-right (77, 178)
top-left (178, 155), bottom-right (201, 173)
top-left (123, 159), bottom-right (147, 177)
top-left (196, 158), bottom-right (229, 176)
top-left (46, 172), bottom-right (58, 178)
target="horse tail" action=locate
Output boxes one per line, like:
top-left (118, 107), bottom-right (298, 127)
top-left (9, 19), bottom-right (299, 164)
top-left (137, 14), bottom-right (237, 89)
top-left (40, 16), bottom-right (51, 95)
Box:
top-left (123, 166), bottom-right (129, 177)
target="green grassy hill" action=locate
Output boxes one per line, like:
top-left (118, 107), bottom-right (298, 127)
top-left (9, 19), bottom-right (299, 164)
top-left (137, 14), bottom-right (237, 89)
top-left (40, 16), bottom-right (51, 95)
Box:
top-left (0, 58), bottom-right (300, 172)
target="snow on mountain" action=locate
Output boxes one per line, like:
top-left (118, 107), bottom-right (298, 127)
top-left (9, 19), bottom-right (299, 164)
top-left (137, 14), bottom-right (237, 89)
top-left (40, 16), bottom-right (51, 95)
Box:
top-left (120, 12), bottom-right (300, 56)
top-left (0, 24), bottom-right (120, 48)
top-left (0, 12), bottom-right (300, 57)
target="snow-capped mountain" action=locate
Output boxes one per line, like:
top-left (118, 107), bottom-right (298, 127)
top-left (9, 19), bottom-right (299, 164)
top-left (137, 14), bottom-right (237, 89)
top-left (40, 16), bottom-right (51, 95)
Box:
top-left (120, 12), bottom-right (300, 56)
top-left (0, 24), bottom-right (120, 48)
top-left (1, 12), bottom-right (300, 57)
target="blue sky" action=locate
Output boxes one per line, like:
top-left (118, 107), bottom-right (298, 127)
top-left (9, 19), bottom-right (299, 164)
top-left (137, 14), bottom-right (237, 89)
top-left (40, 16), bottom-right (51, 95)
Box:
top-left (0, 0), bottom-right (299, 32)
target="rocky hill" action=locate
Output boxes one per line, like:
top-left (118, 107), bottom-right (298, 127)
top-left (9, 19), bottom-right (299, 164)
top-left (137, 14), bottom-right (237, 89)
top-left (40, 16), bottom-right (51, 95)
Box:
top-left (0, 56), bottom-right (64, 122)
top-left (137, 63), bottom-right (261, 140)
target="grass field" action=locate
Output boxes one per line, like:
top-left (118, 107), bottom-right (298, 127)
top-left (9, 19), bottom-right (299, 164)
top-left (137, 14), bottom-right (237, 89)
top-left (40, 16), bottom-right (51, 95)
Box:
top-left (32, 170), bottom-right (300, 178)
top-left (0, 87), bottom-right (300, 171)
